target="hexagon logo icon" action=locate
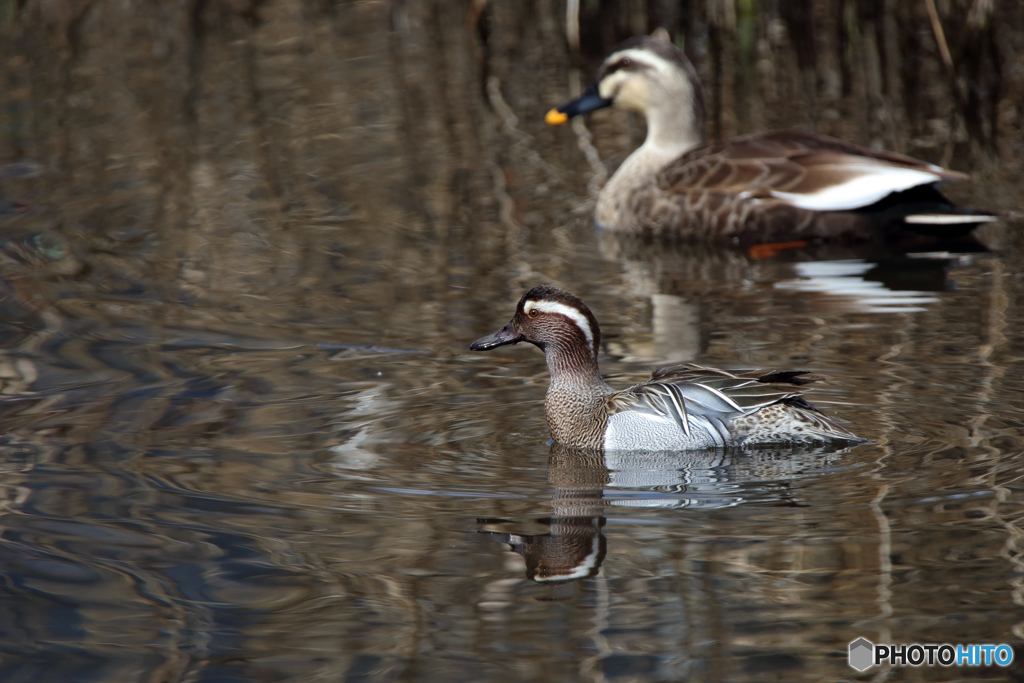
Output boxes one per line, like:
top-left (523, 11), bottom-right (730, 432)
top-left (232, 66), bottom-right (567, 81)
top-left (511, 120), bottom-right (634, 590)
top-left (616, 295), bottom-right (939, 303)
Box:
top-left (849, 637), bottom-right (874, 671)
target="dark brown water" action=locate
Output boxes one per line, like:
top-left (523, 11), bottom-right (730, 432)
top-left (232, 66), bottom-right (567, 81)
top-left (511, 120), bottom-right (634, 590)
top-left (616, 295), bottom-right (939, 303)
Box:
top-left (2, 1), bottom-right (1024, 681)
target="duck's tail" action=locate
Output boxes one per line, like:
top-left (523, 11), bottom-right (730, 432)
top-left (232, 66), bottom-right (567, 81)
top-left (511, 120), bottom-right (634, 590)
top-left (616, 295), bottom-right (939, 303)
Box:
top-left (735, 401), bottom-right (865, 445)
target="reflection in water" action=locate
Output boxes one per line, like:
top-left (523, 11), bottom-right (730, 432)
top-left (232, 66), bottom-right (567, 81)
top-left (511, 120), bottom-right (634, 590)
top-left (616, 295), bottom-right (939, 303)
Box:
top-left (597, 230), bottom-right (992, 365)
top-left (773, 259), bottom-right (943, 313)
top-left (483, 443), bottom-right (856, 583)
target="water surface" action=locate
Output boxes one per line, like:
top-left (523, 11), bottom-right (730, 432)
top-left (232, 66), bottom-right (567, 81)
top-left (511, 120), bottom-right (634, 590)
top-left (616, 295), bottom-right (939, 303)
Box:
top-left (1, 2), bottom-right (1024, 681)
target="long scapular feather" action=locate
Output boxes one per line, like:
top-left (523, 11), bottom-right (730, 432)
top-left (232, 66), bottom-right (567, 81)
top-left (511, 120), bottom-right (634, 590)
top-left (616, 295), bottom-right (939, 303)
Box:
top-left (651, 383), bottom-right (691, 436)
top-left (672, 381), bottom-right (745, 415)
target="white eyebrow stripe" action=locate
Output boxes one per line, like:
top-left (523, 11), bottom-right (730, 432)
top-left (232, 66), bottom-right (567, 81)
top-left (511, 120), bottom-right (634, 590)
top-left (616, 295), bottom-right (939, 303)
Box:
top-left (525, 300), bottom-right (595, 352)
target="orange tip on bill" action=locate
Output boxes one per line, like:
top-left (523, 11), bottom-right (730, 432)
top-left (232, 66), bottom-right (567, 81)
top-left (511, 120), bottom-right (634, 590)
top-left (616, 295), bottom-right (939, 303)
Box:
top-left (545, 109), bottom-right (569, 125)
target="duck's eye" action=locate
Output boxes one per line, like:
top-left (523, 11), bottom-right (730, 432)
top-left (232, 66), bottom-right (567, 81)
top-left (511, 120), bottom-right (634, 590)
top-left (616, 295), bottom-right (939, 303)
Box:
top-left (620, 57), bottom-right (631, 68)
top-left (528, 309), bottom-right (540, 318)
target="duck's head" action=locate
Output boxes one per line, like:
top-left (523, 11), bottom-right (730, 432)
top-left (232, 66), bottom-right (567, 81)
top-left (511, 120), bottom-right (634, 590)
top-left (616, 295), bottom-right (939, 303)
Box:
top-left (546, 36), bottom-right (706, 147)
top-left (469, 286), bottom-right (601, 361)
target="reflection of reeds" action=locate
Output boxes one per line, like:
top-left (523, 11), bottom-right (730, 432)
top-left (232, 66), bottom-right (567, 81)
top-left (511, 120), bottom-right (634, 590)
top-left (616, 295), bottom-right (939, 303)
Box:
top-left (925, 0), bottom-right (954, 68)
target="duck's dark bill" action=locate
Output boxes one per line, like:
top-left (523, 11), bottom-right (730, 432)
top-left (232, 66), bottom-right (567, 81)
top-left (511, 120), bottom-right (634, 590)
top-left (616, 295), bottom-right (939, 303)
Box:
top-left (470, 322), bottom-right (523, 351)
top-left (545, 83), bottom-right (613, 125)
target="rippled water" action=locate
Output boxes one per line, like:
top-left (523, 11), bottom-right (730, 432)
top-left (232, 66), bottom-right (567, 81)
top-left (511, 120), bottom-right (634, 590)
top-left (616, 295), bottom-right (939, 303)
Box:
top-left (2, 2), bottom-right (1024, 681)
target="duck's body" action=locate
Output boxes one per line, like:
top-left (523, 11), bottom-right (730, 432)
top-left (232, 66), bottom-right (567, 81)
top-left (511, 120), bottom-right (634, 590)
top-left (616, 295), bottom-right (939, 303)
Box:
top-left (470, 286), bottom-right (861, 450)
top-left (547, 36), bottom-right (997, 244)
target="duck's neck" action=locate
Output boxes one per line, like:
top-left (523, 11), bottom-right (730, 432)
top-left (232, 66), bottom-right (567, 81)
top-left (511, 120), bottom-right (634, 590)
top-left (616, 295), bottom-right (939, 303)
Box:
top-left (596, 106), bottom-right (704, 229)
top-left (542, 345), bottom-right (612, 449)
top-left (645, 98), bottom-right (704, 154)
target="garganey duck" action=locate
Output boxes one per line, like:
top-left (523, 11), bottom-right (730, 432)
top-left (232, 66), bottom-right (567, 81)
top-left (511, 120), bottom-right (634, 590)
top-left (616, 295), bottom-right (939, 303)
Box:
top-left (470, 286), bottom-right (862, 450)
top-left (546, 35), bottom-right (998, 245)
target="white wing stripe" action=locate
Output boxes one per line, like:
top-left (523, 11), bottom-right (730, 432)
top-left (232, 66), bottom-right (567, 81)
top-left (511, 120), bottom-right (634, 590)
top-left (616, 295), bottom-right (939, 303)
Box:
top-left (682, 382), bottom-right (744, 412)
top-left (772, 166), bottom-right (942, 211)
top-left (904, 213), bottom-right (999, 225)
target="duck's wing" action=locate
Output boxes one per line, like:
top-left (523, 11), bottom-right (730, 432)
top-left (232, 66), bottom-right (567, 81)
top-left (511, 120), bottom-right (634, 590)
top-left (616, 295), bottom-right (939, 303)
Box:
top-left (608, 364), bottom-right (810, 437)
top-left (608, 382), bottom-right (702, 437)
top-left (651, 363), bottom-right (823, 388)
top-left (657, 130), bottom-right (964, 212)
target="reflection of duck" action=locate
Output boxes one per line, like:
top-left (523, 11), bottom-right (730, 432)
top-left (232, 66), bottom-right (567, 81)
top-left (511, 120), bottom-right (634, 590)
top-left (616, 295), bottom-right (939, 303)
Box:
top-left (599, 231), bottom-right (966, 328)
top-left (480, 443), bottom-right (852, 583)
top-left (470, 286), bottom-right (862, 450)
top-left (597, 231), bottom-right (978, 367)
top-left (479, 464), bottom-right (606, 581)
top-left (547, 36), bottom-right (997, 244)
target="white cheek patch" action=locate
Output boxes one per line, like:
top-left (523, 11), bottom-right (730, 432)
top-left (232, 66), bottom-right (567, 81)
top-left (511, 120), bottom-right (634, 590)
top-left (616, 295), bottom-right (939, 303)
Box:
top-left (525, 300), bottom-right (596, 353)
top-left (600, 50), bottom-right (665, 105)
top-left (598, 71), bottom-right (625, 100)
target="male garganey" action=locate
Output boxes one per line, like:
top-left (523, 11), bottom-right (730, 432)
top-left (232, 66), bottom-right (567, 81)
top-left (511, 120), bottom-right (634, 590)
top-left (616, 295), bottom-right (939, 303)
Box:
top-left (470, 286), bottom-right (862, 450)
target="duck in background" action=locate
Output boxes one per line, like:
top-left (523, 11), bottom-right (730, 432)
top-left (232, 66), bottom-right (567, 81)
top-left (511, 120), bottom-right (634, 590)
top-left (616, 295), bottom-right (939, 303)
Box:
top-left (547, 35), bottom-right (999, 247)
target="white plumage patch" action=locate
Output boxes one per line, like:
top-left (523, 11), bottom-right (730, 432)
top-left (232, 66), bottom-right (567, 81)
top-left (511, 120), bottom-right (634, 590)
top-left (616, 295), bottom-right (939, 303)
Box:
top-left (604, 412), bottom-right (725, 449)
top-left (524, 299), bottom-right (595, 352)
top-left (771, 164), bottom-right (943, 211)
top-left (904, 213), bottom-right (999, 225)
